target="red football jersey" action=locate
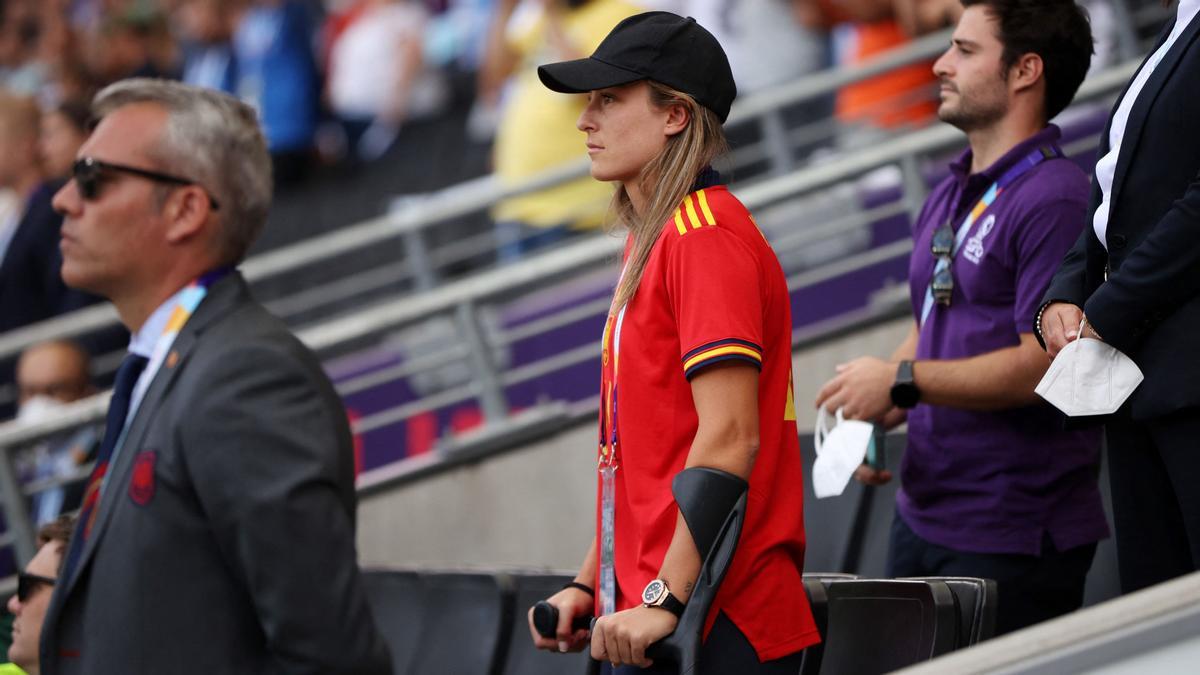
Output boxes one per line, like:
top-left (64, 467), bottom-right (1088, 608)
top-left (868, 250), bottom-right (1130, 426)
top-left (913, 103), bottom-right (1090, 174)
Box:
top-left (595, 186), bottom-right (819, 660)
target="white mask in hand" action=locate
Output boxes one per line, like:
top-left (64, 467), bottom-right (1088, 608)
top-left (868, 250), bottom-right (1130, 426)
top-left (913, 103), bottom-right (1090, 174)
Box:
top-left (813, 406), bottom-right (875, 498)
top-left (1036, 320), bottom-right (1143, 416)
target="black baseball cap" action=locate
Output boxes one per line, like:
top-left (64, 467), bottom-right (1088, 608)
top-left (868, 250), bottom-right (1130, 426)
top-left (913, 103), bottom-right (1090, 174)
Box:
top-left (537, 11), bottom-right (737, 123)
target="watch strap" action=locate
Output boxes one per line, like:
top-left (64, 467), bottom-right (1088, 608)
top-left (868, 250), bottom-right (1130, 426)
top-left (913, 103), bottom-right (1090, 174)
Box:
top-left (647, 590), bottom-right (686, 618)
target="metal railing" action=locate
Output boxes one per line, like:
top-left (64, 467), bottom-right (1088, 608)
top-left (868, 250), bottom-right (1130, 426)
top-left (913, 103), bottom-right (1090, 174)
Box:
top-left (0, 55), bottom-right (1141, 567)
top-left (0, 0), bottom-right (1171, 401)
top-left (0, 0), bottom-right (1169, 571)
top-left (0, 26), bottom-right (964, 367)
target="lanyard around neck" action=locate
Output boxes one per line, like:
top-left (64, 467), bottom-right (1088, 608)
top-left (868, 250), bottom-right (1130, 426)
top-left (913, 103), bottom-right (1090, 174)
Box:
top-left (919, 146), bottom-right (1060, 326)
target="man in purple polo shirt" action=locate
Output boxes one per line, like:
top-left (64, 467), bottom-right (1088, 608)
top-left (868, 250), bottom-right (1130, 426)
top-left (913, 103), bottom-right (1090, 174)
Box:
top-left (816, 0), bottom-right (1106, 635)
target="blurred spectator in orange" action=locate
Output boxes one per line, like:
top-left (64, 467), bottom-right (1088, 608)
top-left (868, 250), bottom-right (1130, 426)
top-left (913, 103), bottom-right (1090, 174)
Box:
top-left (325, 0), bottom-right (449, 162)
top-left (482, 0), bottom-right (642, 263)
top-left (38, 100), bottom-right (90, 182)
top-left (802, 0), bottom-right (959, 143)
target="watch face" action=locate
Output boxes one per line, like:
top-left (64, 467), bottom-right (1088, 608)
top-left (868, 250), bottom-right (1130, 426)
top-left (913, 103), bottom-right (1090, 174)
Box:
top-left (893, 383), bottom-right (919, 409)
top-left (642, 579), bottom-right (665, 605)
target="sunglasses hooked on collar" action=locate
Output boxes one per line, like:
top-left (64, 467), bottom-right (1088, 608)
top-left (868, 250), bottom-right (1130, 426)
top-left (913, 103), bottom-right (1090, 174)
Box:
top-left (16, 572), bottom-right (56, 603)
top-left (930, 219), bottom-right (956, 307)
top-left (71, 157), bottom-right (220, 211)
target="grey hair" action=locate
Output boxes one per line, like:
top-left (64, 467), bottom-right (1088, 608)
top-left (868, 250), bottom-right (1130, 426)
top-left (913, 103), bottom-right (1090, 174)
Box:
top-left (92, 78), bottom-right (273, 265)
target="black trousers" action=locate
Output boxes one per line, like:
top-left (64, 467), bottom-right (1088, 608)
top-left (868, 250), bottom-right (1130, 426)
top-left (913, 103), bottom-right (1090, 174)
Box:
top-left (1105, 408), bottom-right (1200, 593)
top-left (599, 612), bottom-right (804, 675)
top-left (886, 514), bottom-right (1096, 635)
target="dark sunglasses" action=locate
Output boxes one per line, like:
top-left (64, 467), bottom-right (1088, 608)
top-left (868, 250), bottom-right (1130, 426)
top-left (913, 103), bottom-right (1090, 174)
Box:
top-left (930, 220), bottom-right (955, 306)
top-left (72, 157), bottom-right (220, 210)
top-left (16, 572), bottom-right (56, 603)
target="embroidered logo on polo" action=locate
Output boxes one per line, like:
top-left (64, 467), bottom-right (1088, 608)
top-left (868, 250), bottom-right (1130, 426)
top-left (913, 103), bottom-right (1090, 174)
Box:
top-left (962, 214), bottom-right (996, 264)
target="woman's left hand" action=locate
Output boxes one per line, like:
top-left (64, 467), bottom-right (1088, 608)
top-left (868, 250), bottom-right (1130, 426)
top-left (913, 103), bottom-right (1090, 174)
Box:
top-left (591, 606), bottom-right (678, 668)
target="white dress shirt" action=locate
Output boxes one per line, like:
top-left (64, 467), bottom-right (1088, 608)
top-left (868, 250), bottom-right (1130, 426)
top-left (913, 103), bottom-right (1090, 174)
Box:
top-left (125, 286), bottom-right (189, 427)
top-left (1093, 0), bottom-right (1200, 250)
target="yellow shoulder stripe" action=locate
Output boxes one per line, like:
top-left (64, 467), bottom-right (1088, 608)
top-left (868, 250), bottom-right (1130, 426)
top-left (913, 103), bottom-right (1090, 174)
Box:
top-left (673, 191), bottom-right (720, 235)
top-left (684, 196), bottom-right (703, 230)
top-left (696, 190), bottom-right (716, 226)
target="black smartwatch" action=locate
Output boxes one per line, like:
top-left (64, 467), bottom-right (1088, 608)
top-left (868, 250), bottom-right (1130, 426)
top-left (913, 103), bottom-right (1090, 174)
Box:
top-left (890, 360), bottom-right (920, 409)
top-left (641, 579), bottom-right (686, 618)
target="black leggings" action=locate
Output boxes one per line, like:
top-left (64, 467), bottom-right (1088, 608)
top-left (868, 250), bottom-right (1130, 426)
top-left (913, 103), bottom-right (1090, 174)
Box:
top-left (599, 612), bottom-right (804, 675)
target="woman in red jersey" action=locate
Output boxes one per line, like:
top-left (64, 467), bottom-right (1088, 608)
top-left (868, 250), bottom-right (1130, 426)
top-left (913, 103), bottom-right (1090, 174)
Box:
top-left (528, 11), bottom-right (819, 673)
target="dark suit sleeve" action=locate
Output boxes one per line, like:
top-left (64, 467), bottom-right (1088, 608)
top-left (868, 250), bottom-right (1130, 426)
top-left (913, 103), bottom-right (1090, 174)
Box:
top-left (1084, 168), bottom-right (1200, 353)
top-left (178, 343), bottom-right (391, 675)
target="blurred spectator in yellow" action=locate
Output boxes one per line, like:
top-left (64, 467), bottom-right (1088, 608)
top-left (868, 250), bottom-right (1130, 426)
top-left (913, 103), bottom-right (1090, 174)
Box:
top-left (38, 100), bottom-right (90, 182)
top-left (15, 341), bottom-right (98, 526)
top-left (482, 0), bottom-right (642, 263)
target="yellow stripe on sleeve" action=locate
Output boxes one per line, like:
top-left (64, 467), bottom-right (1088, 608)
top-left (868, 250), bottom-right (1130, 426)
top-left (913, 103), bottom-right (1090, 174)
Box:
top-left (165, 305), bottom-right (190, 333)
top-left (696, 190), bottom-right (716, 226)
top-left (682, 345), bottom-right (763, 372)
top-left (674, 208), bottom-right (687, 235)
top-left (683, 197), bottom-right (702, 229)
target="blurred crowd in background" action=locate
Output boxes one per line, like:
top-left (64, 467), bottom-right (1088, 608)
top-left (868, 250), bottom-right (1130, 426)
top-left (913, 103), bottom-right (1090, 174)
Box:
top-left (0, 0), bottom-right (1036, 190)
top-left (0, 0), bottom-right (1121, 415)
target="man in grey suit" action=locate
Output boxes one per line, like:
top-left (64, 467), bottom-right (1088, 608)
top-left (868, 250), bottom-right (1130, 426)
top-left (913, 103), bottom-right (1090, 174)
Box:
top-left (39, 79), bottom-right (391, 674)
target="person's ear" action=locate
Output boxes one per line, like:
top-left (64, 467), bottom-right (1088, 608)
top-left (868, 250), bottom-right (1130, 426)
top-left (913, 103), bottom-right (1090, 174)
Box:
top-left (664, 101), bottom-right (691, 137)
top-left (162, 186), bottom-right (213, 247)
top-left (1010, 52), bottom-right (1044, 94)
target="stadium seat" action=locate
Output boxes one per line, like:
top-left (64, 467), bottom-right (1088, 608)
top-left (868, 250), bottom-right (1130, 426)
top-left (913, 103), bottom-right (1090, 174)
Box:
top-left (799, 578), bottom-right (828, 675)
top-left (798, 573), bottom-right (860, 675)
top-left (406, 572), bottom-right (514, 675)
top-left (816, 578), bottom-right (958, 675)
top-left (906, 576), bottom-right (998, 648)
top-left (361, 569), bottom-right (426, 673)
top-left (502, 573), bottom-right (596, 675)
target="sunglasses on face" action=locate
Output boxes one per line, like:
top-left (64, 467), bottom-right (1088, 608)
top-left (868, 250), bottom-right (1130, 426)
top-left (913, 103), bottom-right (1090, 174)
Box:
top-left (71, 157), bottom-right (220, 210)
top-left (16, 572), bottom-right (56, 603)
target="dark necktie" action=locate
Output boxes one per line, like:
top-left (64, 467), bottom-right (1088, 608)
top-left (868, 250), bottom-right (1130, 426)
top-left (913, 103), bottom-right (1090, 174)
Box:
top-left (61, 353), bottom-right (149, 579)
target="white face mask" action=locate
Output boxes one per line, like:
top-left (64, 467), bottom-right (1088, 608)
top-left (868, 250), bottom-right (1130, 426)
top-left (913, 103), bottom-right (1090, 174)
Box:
top-left (17, 395), bottom-right (65, 425)
top-left (813, 406), bottom-right (876, 498)
top-left (1035, 321), bottom-right (1144, 417)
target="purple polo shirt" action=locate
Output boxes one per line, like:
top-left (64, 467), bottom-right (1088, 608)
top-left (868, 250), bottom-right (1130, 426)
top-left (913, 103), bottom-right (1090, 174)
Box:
top-left (900, 125), bottom-right (1109, 556)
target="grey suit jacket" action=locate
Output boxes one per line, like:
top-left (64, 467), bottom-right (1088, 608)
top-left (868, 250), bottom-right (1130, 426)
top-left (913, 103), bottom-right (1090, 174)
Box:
top-left (39, 272), bottom-right (391, 674)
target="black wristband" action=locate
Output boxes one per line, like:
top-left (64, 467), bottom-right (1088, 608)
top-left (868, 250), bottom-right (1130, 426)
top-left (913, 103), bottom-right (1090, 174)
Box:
top-left (563, 581), bottom-right (595, 596)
